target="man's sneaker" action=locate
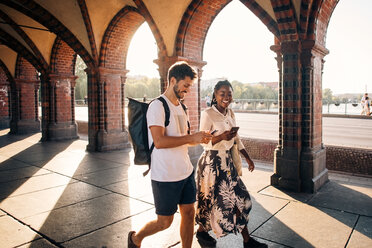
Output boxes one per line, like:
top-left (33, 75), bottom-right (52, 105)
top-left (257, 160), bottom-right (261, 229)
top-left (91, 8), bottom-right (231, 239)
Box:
top-left (243, 237), bottom-right (268, 248)
top-left (128, 231), bottom-right (140, 248)
top-left (196, 231), bottom-right (217, 247)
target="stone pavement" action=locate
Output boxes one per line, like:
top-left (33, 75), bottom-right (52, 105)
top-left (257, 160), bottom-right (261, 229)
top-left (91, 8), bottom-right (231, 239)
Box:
top-left (0, 130), bottom-right (371, 248)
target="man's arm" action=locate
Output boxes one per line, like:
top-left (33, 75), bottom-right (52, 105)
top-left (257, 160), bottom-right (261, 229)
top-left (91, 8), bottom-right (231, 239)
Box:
top-left (150, 126), bottom-right (211, 149)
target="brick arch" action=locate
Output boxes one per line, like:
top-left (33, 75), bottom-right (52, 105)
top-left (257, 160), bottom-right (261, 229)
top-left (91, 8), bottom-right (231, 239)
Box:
top-left (0, 9), bottom-right (48, 71)
top-left (133, 0), bottom-right (167, 57)
top-left (239, 0), bottom-right (280, 38)
top-left (50, 37), bottom-right (76, 75)
top-left (99, 6), bottom-right (145, 69)
top-left (0, 59), bottom-right (15, 86)
top-left (308, 0), bottom-right (339, 46)
top-left (175, 0), bottom-right (280, 61)
top-left (0, 28), bottom-right (44, 74)
top-left (1, 0), bottom-right (95, 69)
top-left (15, 55), bottom-right (38, 80)
top-left (175, 0), bottom-right (232, 61)
top-left (0, 60), bottom-right (12, 127)
top-left (270, 0), bottom-right (299, 42)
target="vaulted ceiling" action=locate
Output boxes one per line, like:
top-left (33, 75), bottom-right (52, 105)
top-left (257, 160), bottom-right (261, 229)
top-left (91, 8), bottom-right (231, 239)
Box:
top-left (0, 0), bottom-right (333, 77)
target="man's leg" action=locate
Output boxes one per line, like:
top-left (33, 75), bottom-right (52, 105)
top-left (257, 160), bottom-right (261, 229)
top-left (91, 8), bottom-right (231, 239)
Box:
top-left (131, 215), bottom-right (174, 246)
top-left (179, 203), bottom-right (195, 248)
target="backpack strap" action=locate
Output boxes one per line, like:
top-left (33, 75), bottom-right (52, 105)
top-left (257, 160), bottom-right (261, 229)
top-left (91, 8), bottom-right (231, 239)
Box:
top-left (157, 96), bottom-right (171, 127)
top-left (180, 102), bottom-right (191, 135)
top-left (143, 96), bottom-right (170, 176)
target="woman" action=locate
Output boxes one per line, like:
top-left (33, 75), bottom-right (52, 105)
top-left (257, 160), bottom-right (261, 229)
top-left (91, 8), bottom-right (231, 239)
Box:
top-left (364, 96), bottom-right (371, 116)
top-left (195, 80), bottom-right (267, 248)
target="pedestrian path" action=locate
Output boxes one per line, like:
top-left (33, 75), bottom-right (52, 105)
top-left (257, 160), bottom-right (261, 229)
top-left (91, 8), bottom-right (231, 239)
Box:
top-left (0, 130), bottom-right (371, 248)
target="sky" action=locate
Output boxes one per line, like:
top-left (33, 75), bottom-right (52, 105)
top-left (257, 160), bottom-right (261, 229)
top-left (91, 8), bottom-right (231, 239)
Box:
top-left (126, 0), bottom-right (372, 94)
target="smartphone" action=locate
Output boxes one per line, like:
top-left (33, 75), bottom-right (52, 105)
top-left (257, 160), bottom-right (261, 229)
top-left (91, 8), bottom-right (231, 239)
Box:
top-left (211, 129), bottom-right (218, 135)
top-left (230, 127), bottom-right (239, 133)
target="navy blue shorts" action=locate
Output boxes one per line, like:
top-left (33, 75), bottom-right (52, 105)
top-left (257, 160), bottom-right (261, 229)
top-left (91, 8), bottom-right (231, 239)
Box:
top-left (151, 171), bottom-right (196, 216)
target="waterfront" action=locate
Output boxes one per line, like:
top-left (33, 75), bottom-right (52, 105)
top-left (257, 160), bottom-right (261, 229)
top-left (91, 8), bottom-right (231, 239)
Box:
top-left (73, 106), bottom-right (372, 149)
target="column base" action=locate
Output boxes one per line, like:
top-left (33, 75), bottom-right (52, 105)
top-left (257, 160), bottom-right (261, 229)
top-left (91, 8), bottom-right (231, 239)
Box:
top-left (271, 147), bottom-right (301, 192)
top-left (88, 129), bottom-right (131, 152)
top-left (45, 122), bottom-right (79, 141)
top-left (300, 147), bottom-right (329, 193)
top-left (0, 117), bottom-right (10, 129)
top-left (10, 119), bottom-right (41, 134)
top-left (271, 146), bottom-right (329, 193)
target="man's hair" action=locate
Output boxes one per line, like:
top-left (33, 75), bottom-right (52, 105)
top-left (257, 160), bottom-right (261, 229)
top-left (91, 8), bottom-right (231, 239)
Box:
top-left (167, 61), bottom-right (197, 84)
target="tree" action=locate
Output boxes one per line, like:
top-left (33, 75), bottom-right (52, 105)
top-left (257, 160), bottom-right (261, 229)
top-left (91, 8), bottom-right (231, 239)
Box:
top-left (323, 88), bottom-right (333, 103)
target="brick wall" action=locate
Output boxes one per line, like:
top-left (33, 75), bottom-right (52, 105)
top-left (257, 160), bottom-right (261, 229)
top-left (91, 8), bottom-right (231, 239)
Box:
top-left (0, 67), bottom-right (9, 122)
top-left (241, 137), bottom-right (372, 176)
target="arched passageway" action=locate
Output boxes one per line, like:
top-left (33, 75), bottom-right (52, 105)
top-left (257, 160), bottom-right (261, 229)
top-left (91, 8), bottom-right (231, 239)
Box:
top-left (0, 0), bottom-right (341, 192)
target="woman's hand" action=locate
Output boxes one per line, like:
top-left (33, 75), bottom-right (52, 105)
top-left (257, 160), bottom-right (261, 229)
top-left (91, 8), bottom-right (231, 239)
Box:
top-left (246, 158), bottom-right (255, 172)
top-left (220, 130), bottom-right (237, 141)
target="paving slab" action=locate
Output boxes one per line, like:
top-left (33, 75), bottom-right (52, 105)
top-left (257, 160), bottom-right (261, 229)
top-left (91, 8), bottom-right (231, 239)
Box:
top-left (259, 185), bottom-right (315, 202)
top-left (329, 172), bottom-right (372, 187)
top-left (73, 165), bottom-right (132, 187)
top-left (248, 193), bottom-right (289, 232)
top-left (0, 214), bottom-right (41, 248)
top-left (0, 157), bottom-right (34, 171)
top-left (18, 238), bottom-right (59, 248)
top-left (253, 201), bottom-right (358, 248)
top-left (0, 181), bottom-right (109, 218)
top-left (0, 173), bottom-right (76, 200)
top-left (63, 208), bottom-right (183, 248)
top-left (88, 148), bottom-right (132, 165)
top-left (240, 167), bottom-right (272, 193)
top-left (308, 181), bottom-right (372, 216)
top-left (0, 166), bottom-right (51, 183)
top-left (22, 193), bottom-right (154, 243)
top-left (9, 141), bottom-right (77, 165)
top-left (186, 233), bottom-right (285, 248)
top-left (103, 173), bottom-right (154, 203)
top-left (347, 216), bottom-right (372, 248)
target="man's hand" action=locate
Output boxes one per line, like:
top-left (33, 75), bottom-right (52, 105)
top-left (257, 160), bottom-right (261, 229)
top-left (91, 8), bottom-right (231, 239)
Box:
top-left (191, 131), bottom-right (213, 144)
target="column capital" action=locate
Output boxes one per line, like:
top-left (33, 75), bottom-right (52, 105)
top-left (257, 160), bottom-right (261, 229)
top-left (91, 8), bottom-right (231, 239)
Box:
top-left (48, 74), bottom-right (78, 87)
top-left (154, 55), bottom-right (207, 78)
top-left (301, 40), bottom-right (329, 57)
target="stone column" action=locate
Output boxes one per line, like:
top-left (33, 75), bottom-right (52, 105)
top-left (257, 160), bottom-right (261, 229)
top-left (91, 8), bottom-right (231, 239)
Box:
top-left (43, 74), bottom-right (78, 140)
top-left (271, 40), bottom-right (329, 193)
top-left (271, 41), bottom-right (303, 192)
top-left (86, 67), bottom-right (131, 152)
top-left (0, 81), bottom-right (10, 129)
top-left (299, 40), bottom-right (329, 192)
top-left (10, 79), bottom-right (40, 134)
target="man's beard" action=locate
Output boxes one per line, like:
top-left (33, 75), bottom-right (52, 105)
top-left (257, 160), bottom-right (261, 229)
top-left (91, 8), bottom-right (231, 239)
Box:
top-left (173, 84), bottom-right (184, 100)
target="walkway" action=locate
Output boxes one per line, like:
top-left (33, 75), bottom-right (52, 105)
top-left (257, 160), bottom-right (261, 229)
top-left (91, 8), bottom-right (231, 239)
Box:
top-left (0, 130), bottom-right (371, 248)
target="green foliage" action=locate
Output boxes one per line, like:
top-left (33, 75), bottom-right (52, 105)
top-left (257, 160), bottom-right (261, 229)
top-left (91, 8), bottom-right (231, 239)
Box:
top-left (323, 88), bottom-right (333, 103)
top-left (73, 55), bottom-right (160, 100)
top-left (202, 80), bottom-right (278, 100)
top-left (125, 76), bottom-right (160, 98)
top-left (74, 55), bottom-right (87, 100)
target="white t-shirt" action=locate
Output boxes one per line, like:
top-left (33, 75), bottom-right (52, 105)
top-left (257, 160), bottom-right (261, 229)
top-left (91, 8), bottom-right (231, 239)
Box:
top-left (146, 95), bottom-right (193, 182)
top-left (199, 105), bottom-right (244, 151)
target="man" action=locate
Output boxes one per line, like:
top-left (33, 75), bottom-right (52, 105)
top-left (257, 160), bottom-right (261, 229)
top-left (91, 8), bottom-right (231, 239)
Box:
top-left (128, 61), bottom-right (212, 248)
top-left (361, 93), bottom-right (368, 115)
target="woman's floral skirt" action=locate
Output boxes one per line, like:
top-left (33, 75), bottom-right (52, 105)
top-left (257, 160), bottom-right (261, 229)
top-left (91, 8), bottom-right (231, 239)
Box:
top-left (195, 150), bottom-right (252, 238)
